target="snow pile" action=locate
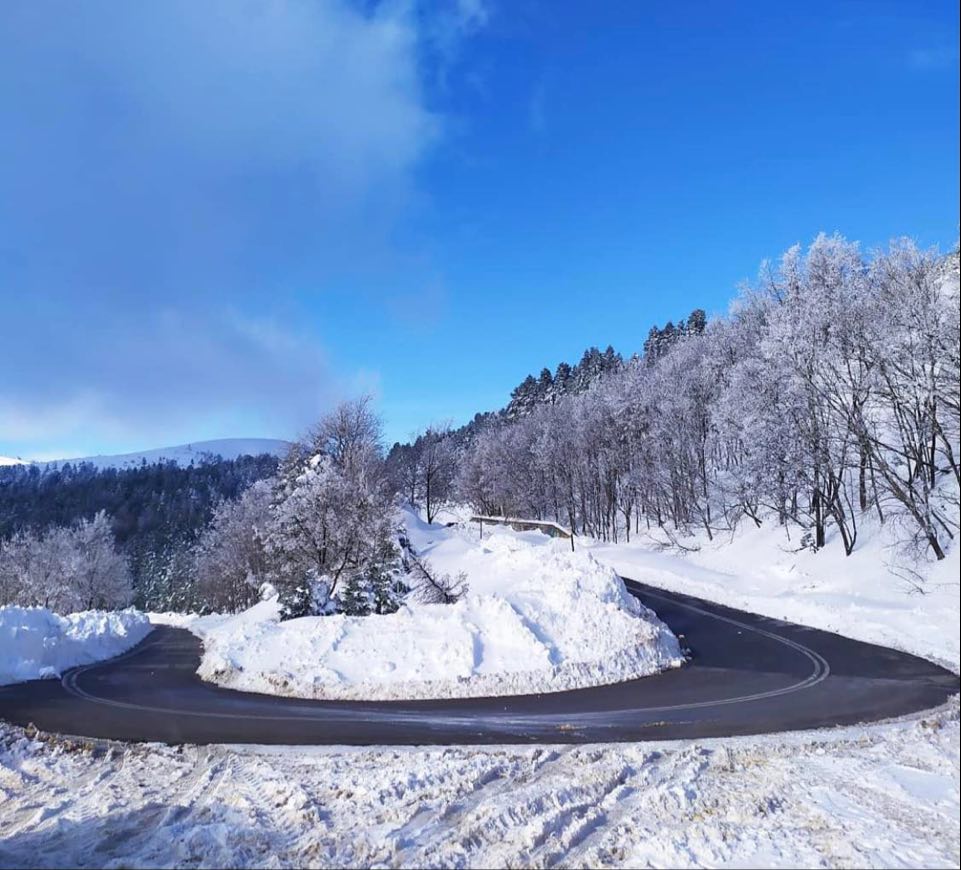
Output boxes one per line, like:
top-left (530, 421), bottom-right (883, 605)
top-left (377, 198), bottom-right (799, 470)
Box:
top-left (0, 606), bottom-right (152, 686)
top-left (190, 513), bottom-right (683, 700)
top-left (585, 512), bottom-right (961, 671)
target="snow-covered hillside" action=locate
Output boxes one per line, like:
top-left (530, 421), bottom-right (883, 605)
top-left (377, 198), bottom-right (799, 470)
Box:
top-left (40, 438), bottom-right (290, 470)
top-left (584, 514), bottom-right (961, 672)
top-left (0, 607), bottom-right (152, 686)
top-left (0, 456), bottom-right (27, 467)
top-left (177, 512), bottom-right (683, 701)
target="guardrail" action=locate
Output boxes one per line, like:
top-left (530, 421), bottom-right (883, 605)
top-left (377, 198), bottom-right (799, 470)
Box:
top-left (470, 515), bottom-right (575, 551)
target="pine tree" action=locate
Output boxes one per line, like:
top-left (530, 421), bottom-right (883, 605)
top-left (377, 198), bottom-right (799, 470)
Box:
top-left (537, 367), bottom-right (554, 402)
top-left (278, 582), bottom-right (316, 622)
top-left (339, 572), bottom-right (372, 616)
top-left (686, 308), bottom-right (707, 335)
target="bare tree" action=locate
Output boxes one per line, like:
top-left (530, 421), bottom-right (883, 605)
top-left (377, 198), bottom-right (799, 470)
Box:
top-left (419, 424), bottom-right (456, 523)
top-left (406, 553), bottom-right (468, 604)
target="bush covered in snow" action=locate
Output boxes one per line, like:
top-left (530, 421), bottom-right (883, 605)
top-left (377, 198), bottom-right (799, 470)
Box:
top-left (0, 605), bottom-right (151, 685)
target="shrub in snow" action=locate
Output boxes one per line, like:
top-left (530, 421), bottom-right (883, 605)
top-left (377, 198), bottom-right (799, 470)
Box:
top-left (277, 574), bottom-right (331, 620)
top-left (339, 546), bottom-right (408, 616)
top-left (407, 554), bottom-right (468, 605)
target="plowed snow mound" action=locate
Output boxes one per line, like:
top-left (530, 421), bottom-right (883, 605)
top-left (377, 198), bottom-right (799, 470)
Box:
top-left (190, 514), bottom-right (683, 701)
top-left (0, 607), bottom-right (151, 685)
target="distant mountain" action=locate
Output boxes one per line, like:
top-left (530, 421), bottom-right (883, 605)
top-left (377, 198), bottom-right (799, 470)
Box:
top-left (1, 447), bottom-right (282, 609)
top-left (0, 456), bottom-right (28, 467)
top-left (39, 438), bottom-right (291, 470)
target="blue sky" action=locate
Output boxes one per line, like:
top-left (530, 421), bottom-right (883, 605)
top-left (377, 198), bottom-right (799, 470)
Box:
top-left (1, 0), bottom-right (958, 458)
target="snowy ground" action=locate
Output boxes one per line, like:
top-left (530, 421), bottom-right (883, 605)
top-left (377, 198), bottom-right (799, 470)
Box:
top-left (0, 607), bottom-right (151, 687)
top-left (3, 515), bottom-right (957, 868)
top-left (581, 515), bottom-right (961, 672)
top-left (1, 699), bottom-right (957, 869)
top-left (180, 513), bottom-right (682, 701)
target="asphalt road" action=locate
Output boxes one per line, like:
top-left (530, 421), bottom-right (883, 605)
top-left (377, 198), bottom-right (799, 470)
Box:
top-left (1, 579), bottom-right (957, 745)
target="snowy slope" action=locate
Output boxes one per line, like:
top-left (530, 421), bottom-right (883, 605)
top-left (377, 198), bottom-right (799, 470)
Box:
top-left (0, 456), bottom-right (27, 466)
top-left (0, 606), bottom-right (152, 686)
top-left (40, 438), bottom-right (290, 470)
top-left (583, 514), bottom-right (961, 672)
top-left (180, 511), bottom-right (683, 701)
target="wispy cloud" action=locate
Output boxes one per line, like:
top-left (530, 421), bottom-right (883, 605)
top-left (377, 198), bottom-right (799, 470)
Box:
top-left (0, 0), bottom-right (485, 458)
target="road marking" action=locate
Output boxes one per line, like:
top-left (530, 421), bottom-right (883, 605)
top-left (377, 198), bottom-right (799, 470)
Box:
top-left (59, 581), bottom-right (831, 732)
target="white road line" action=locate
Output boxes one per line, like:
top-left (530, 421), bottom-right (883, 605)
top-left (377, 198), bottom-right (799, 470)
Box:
top-left (59, 582), bottom-right (831, 729)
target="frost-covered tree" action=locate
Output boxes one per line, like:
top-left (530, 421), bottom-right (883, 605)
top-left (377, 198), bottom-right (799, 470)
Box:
top-left (135, 538), bottom-right (198, 613)
top-left (0, 525), bottom-right (73, 608)
top-left (267, 454), bottom-right (389, 613)
top-left (418, 425), bottom-right (457, 523)
top-left (265, 398), bottom-right (396, 618)
top-left (385, 441), bottom-right (420, 507)
top-left (451, 235), bottom-right (959, 562)
top-left (69, 511), bottom-right (134, 609)
top-left (192, 480), bottom-right (273, 613)
top-left (385, 424), bottom-right (457, 522)
top-left (0, 511), bottom-right (131, 611)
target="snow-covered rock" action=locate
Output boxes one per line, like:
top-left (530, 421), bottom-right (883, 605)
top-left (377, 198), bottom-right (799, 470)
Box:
top-left (186, 512), bottom-right (683, 701)
top-left (0, 606), bottom-right (152, 686)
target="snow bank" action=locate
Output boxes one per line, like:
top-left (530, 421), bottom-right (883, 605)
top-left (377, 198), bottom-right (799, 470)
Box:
top-left (190, 512), bottom-right (683, 701)
top-left (584, 513), bottom-right (961, 671)
top-left (0, 606), bottom-right (152, 686)
top-left (1, 700), bottom-right (957, 869)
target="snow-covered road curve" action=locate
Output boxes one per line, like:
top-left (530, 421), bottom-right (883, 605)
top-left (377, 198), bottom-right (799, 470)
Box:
top-left (0, 580), bottom-right (957, 744)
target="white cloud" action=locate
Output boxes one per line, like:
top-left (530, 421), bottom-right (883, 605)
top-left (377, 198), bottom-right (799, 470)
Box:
top-left (0, 0), bottom-right (483, 457)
